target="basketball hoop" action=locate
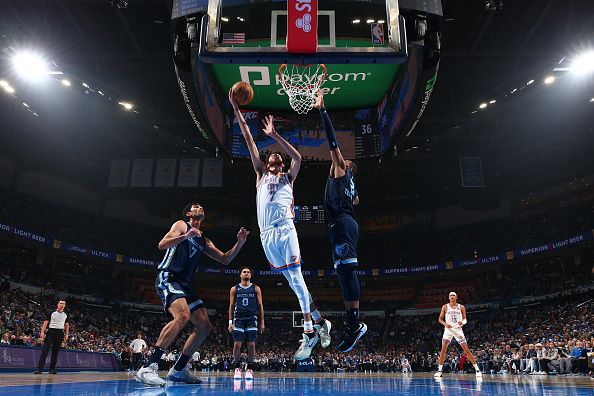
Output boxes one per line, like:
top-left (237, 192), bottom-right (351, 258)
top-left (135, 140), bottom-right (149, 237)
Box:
top-left (278, 64), bottom-right (327, 114)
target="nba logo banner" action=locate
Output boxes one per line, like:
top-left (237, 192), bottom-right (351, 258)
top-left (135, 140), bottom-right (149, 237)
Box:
top-left (371, 23), bottom-right (384, 45)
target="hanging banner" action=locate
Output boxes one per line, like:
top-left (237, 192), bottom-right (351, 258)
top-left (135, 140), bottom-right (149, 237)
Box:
top-left (178, 159), bottom-right (201, 187)
top-left (154, 159), bottom-right (177, 188)
top-left (459, 157), bottom-right (484, 188)
top-left (202, 159), bottom-right (223, 187)
top-left (130, 159), bottom-right (154, 188)
top-left (107, 159), bottom-right (130, 188)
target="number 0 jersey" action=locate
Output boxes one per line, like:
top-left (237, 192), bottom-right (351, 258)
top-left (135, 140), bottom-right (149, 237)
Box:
top-left (234, 283), bottom-right (258, 319)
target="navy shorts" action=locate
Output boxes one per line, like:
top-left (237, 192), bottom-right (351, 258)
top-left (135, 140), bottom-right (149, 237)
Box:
top-left (155, 271), bottom-right (204, 315)
top-left (232, 317), bottom-right (258, 342)
top-left (328, 216), bottom-right (359, 268)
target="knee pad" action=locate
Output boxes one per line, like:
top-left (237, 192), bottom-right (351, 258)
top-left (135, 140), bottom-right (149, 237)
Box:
top-left (283, 268), bottom-right (310, 313)
top-left (336, 266), bottom-right (360, 301)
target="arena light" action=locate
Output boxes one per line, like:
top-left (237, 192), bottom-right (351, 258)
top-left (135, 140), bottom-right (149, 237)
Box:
top-left (97, 90), bottom-right (105, 96)
top-left (377, 20), bottom-right (385, 24)
top-left (118, 101), bottom-right (133, 110)
top-left (22, 102), bottom-right (29, 108)
top-left (221, 17), bottom-right (229, 22)
top-left (366, 19), bottom-right (375, 24)
top-left (510, 88), bottom-right (517, 93)
top-left (11, 51), bottom-right (50, 82)
top-left (590, 97), bottom-right (594, 103)
top-left (479, 103), bottom-right (487, 109)
top-left (82, 82), bottom-right (90, 88)
top-left (0, 80), bottom-right (8, 88)
top-left (2, 82), bottom-right (15, 94)
top-left (489, 99), bottom-right (496, 104)
top-left (544, 76), bottom-right (555, 84)
top-left (351, 19), bottom-right (361, 24)
top-left (526, 79), bottom-right (534, 85)
top-left (570, 51), bottom-right (594, 76)
top-left (61, 79), bottom-right (71, 87)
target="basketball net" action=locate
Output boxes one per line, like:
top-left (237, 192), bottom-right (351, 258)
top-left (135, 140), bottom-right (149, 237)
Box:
top-left (278, 64), bottom-right (327, 114)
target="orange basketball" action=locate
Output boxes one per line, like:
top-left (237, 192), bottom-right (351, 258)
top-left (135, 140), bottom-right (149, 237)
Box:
top-left (231, 81), bottom-right (254, 106)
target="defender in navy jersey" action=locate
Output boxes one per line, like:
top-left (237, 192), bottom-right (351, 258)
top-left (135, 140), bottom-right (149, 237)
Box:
top-left (135, 202), bottom-right (250, 387)
top-left (314, 90), bottom-right (367, 353)
top-left (228, 267), bottom-right (264, 380)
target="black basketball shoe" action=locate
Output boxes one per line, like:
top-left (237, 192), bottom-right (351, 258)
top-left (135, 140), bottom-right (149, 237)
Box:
top-left (336, 322), bottom-right (367, 353)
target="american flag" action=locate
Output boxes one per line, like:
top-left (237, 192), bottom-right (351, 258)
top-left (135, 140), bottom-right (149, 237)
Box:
top-left (222, 33), bottom-right (245, 44)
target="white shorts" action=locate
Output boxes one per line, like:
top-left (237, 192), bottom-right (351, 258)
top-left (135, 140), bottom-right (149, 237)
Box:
top-left (260, 222), bottom-right (301, 271)
top-left (442, 327), bottom-right (467, 344)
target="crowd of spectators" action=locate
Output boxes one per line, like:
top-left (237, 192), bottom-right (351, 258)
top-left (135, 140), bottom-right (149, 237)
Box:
top-left (1, 275), bottom-right (592, 376)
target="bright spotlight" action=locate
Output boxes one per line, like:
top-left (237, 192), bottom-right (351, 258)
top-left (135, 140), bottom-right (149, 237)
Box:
top-left (489, 100), bottom-right (496, 104)
top-left (366, 19), bottom-right (375, 24)
top-left (544, 76), bottom-right (555, 84)
top-left (527, 79), bottom-right (534, 85)
top-left (118, 101), bottom-right (133, 110)
top-left (479, 103), bottom-right (487, 109)
top-left (11, 51), bottom-right (49, 81)
top-left (61, 79), bottom-right (71, 86)
top-left (0, 80), bottom-right (8, 88)
top-left (352, 19), bottom-right (361, 24)
top-left (590, 97), bottom-right (594, 103)
top-left (570, 51), bottom-right (594, 76)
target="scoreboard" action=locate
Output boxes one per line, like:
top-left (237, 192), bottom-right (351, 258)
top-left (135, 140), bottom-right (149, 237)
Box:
top-left (293, 205), bottom-right (325, 224)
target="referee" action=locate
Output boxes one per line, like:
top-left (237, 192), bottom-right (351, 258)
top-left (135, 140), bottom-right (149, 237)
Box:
top-left (35, 300), bottom-right (69, 374)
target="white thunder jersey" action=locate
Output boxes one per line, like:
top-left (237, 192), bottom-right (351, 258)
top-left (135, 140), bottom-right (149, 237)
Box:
top-left (256, 172), bottom-right (294, 230)
top-left (445, 303), bottom-right (463, 329)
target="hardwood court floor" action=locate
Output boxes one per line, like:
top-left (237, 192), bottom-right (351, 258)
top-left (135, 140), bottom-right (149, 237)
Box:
top-left (0, 371), bottom-right (592, 395)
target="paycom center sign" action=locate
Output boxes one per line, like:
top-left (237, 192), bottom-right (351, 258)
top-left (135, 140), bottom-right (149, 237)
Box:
top-left (210, 64), bottom-right (399, 110)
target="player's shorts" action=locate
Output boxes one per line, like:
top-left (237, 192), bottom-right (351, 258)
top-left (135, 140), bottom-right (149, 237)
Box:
top-left (328, 215), bottom-right (359, 268)
top-left (260, 221), bottom-right (301, 271)
top-left (232, 317), bottom-right (258, 342)
top-left (155, 271), bottom-right (204, 315)
top-left (442, 327), bottom-right (467, 344)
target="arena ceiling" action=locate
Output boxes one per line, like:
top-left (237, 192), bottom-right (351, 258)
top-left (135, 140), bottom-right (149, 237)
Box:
top-left (0, 0), bottom-right (593, 208)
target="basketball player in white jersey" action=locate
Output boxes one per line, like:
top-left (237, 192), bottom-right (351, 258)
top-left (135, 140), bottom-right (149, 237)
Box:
top-left (434, 292), bottom-right (482, 378)
top-left (229, 89), bottom-right (331, 360)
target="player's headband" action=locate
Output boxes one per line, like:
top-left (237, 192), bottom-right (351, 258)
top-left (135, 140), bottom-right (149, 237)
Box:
top-left (449, 292), bottom-right (457, 297)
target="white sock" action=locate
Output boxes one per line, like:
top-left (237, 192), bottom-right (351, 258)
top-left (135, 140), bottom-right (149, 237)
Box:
top-left (303, 320), bottom-right (314, 333)
top-left (438, 365), bottom-right (443, 371)
top-left (473, 364), bottom-right (480, 370)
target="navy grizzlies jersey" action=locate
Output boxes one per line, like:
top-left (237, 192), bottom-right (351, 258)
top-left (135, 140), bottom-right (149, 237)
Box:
top-left (324, 167), bottom-right (357, 224)
top-left (157, 222), bottom-right (205, 285)
top-left (234, 283), bottom-right (258, 319)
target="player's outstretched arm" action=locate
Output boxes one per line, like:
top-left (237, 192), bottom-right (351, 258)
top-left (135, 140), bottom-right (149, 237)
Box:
top-left (158, 220), bottom-right (201, 250)
top-left (229, 89), bottom-right (266, 178)
top-left (228, 286), bottom-right (236, 333)
top-left (313, 90), bottom-right (346, 177)
top-left (204, 227), bottom-right (250, 265)
top-left (262, 115), bottom-right (302, 182)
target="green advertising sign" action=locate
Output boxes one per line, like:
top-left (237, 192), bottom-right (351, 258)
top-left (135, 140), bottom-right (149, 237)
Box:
top-left (210, 63), bottom-right (400, 110)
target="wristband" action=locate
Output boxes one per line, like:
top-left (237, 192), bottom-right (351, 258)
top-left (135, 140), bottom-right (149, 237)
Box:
top-left (462, 319), bottom-right (467, 325)
top-left (228, 320), bottom-right (233, 325)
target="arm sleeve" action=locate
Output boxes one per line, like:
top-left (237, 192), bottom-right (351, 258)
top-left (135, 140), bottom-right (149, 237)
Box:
top-left (319, 107), bottom-right (338, 150)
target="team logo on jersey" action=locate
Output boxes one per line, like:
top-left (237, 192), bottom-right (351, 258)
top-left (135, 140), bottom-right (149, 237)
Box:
top-left (290, 256), bottom-right (298, 263)
top-left (334, 243), bottom-right (349, 258)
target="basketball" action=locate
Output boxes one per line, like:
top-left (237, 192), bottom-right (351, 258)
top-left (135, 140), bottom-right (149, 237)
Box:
top-left (231, 81), bottom-right (254, 106)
